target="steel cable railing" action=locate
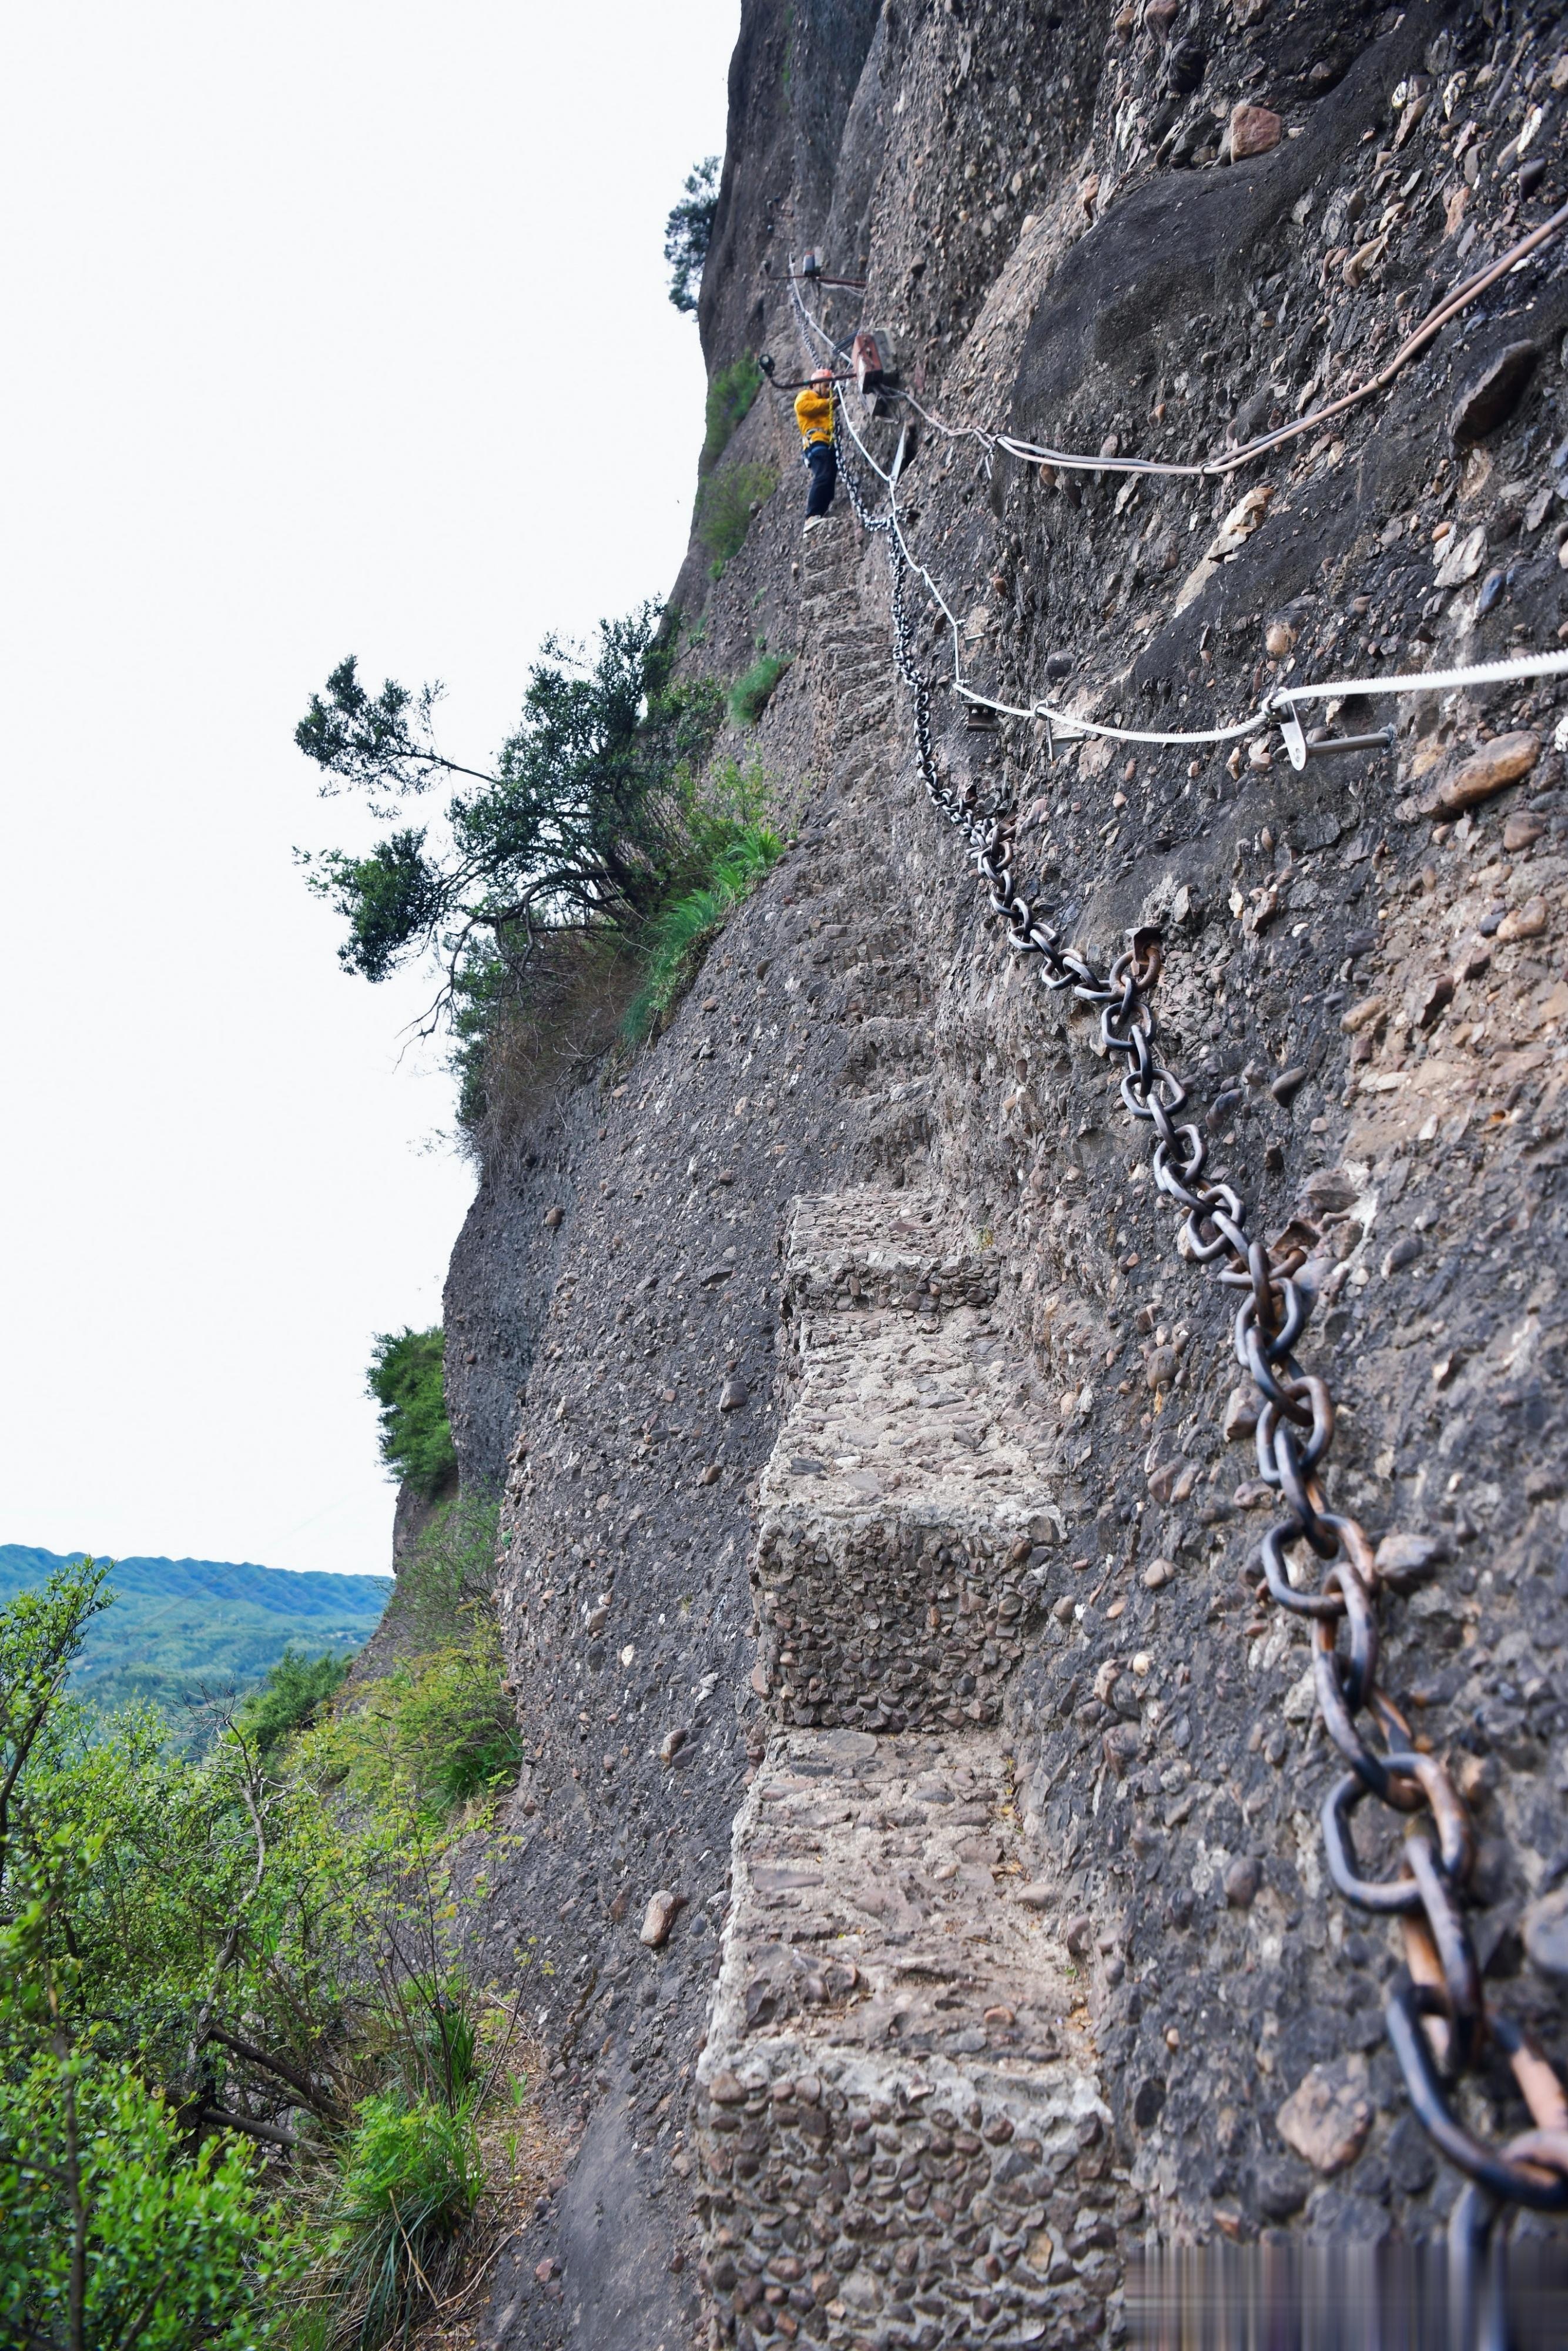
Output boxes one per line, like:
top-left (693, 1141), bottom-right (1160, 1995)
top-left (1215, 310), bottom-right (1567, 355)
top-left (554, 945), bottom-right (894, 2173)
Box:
top-left (779, 232), bottom-right (1568, 2272)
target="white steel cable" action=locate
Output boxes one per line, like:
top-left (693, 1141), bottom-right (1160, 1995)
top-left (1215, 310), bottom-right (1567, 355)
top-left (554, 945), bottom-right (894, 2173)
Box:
top-left (787, 273), bottom-right (1568, 756)
top-left (840, 197), bottom-right (1568, 485)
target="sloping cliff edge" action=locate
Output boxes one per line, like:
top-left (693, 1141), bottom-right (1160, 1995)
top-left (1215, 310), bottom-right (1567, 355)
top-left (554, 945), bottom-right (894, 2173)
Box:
top-left (440, 4), bottom-right (1568, 2342)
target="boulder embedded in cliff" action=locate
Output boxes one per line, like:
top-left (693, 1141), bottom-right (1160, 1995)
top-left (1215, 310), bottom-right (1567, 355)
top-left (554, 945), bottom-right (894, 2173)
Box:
top-left (1448, 343), bottom-right (1540, 446)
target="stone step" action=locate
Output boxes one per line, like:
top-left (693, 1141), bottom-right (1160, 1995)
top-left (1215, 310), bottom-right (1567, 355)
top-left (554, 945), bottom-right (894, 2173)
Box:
top-left (802, 557), bottom-right (856, 584)
top-left (757, 1194), bottom-right (1061, 1734)
top-left (696, 1726), bottom-right (1109, 2347)
top-left (836, 685), bottom-right (894, 716)
top-left (782, 1192), bottom-right (997, 1317)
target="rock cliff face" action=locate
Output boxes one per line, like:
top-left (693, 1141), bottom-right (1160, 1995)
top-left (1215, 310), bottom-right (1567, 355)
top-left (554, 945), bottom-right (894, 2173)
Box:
top-left (448, 4), bottom-right (1568, 2342)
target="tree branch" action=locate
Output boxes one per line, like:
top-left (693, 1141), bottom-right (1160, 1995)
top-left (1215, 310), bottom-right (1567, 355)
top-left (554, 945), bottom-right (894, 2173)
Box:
top-left (202, 2023), bottom-right (341, 2121)
top-left (198, 2104), bottom-right (299, 2151)
top-left (182, 1743), bottom-right (270, 2087)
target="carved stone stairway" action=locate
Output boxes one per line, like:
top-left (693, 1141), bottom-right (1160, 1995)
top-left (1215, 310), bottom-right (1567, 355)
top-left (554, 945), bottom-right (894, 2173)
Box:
top-left (696, 1194), bottom-right (1114, 2351)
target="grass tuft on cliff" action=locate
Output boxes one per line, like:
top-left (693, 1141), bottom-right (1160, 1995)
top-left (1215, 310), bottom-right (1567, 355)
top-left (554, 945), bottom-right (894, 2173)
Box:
top-left (728, 648), bottom-right (793, 726)
top-left (622, 756), bottom-right (783, 1041)
top-left (699, 352), bottom-right (762, 470)
top-left (312, 1496), bottom-right (520, 1822)
top-left (698, 462), bottom-right (778, 575)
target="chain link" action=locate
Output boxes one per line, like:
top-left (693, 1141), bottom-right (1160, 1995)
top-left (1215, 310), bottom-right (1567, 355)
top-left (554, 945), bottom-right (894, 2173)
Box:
top-left (825, 415), bottom-right (1568, 2225)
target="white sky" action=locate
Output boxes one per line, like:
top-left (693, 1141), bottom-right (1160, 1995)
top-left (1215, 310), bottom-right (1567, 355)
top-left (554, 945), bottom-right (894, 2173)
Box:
top-left (2, 1), bottom-right (737, 1577)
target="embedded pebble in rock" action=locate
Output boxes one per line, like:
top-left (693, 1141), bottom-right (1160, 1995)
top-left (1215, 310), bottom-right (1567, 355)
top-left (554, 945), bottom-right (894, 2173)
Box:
top-left (640, 1889), bottom-right (682, 1949)
top-left (1448, 341), bottom-right (1540, 446)
top-left (1275, 2062), bottom-right (1375, 2175)
top-left (1228, 102), bottom-right (1284, 159)
top-left (1524, 1887), bottom-right (1568, 1977)
top-left (1223, 1856), bottom-right (1260, 1910)
top-left (1496, 895), bottom-right (1548, 943)
top-left (1423, 730), bottom-right (1540, 817)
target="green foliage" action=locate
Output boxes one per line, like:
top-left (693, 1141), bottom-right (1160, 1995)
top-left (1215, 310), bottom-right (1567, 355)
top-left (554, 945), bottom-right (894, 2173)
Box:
top-left (624, 757), bottom-right (783, 1040)
top-left (366, 1327), bottom-right (456, 1498)
top-left (697, 463), bottom-right (779, 574)
top-left (296, 609), bottom-right (726, 1033)
top-left (324, 2090), bottom-right (481, 2348)
top-left (0, 2047), bottom-right (304, 2350)
top-left (388, 1494), bottom-right (500, 1652)
top-left (0, 1556), bottom-right (532, 2349)
top-left (235, 1647), bottom-right (351, 1756)
top-left (310, 1496), bottom-right (517, 1823)
top-left (0, 1561), bottom-right (307, 2348)
top-left (728, 649), bottom-right (793, 728)
top-left (664, 156), bottom-right (718, 314)
top-left (701, 353), bottom-right (762, 473)
top-left (324, 1625), bottom-right (521, 1821)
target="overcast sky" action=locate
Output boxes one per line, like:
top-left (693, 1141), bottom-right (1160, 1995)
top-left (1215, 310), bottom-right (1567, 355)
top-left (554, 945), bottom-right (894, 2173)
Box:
top-left (2, 1), bottom-right (738, 1578)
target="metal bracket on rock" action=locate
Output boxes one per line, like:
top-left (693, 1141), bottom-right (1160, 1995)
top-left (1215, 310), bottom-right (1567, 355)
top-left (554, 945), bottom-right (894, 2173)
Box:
top-left (1274, 696), bottom-right (1395, 771)
top-left (1276, 701), bottom-right (1308, 772)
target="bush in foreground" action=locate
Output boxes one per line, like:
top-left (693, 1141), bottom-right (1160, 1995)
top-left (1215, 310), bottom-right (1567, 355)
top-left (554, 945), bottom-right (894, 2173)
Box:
top-left (0, 1550), bottom-right (543, 2350)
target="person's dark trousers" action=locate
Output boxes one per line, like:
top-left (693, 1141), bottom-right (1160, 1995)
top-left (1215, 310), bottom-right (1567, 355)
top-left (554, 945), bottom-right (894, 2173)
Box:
top-left (805, 442), bottom-right (837, 517)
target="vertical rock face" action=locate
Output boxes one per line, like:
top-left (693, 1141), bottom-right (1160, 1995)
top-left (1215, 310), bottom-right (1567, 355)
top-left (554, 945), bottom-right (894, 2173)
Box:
top-left (449, 4), bottom-right (1568, 2340)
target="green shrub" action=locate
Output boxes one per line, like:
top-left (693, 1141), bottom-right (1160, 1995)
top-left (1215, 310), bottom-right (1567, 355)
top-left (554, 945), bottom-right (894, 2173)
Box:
top-left (324, 1622), bottom-right (522, 1821)
top-left (0, 1558), bottom-right (532, 2350)
top-left (328, 2091), bottom-right (482, 2348)
top-left (0, 2047), bottom-right (303, 2350)
top-left (728, 650), bottom-right (793, 727)
top-left (236, 1647), bottom-right (351, 1754)
top-left (391, 1494), bottom-right (500, 1650)
top-left (698, 463), bottom-right (778, 574)
top-left (701, 353), bottom-right (762, 472)
top-left (367, 1328), bottom-right (456, 1498)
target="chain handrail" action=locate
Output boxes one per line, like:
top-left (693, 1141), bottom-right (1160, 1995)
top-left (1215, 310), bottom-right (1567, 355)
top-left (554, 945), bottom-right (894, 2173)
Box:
top-left (798, 324), bottom-right (1568, 2234)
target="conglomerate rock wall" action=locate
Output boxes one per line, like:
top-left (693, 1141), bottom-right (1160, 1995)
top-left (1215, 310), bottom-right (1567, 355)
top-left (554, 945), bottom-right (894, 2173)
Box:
top-left (445, 4), bottom-right (1568, 2343)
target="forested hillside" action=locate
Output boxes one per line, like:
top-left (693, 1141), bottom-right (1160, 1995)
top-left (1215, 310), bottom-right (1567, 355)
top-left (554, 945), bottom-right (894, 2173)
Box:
top-left (0, 1545), bottom-right (389, 1732)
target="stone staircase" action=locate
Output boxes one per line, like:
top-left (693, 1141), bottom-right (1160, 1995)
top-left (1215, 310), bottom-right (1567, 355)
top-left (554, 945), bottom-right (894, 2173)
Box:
top-left (756, 1194), bottom-right (1050, 1738)
top-left (696, 1192), bottom-right (1114, 2351)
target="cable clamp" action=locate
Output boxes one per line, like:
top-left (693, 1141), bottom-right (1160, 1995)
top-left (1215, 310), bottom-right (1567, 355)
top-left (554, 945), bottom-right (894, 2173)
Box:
top-left (1276, 698), bottom-right (1308, 772)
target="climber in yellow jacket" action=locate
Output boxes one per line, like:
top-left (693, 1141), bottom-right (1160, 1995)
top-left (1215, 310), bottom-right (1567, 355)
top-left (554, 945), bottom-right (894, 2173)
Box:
top-left (795, 367), bottom-right (837, 534)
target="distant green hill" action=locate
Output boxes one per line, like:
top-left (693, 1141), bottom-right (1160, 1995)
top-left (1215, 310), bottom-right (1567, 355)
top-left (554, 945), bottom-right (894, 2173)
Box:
top-left (0, 1545), bottom-right (391, 1740)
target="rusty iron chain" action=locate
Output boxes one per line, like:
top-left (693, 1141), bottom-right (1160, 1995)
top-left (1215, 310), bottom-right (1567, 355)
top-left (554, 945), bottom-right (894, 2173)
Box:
top-left (828, 418), bottom-right (1568, 2236)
